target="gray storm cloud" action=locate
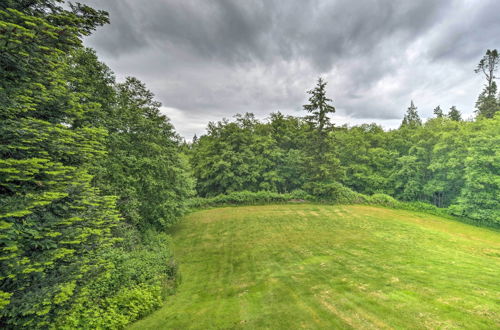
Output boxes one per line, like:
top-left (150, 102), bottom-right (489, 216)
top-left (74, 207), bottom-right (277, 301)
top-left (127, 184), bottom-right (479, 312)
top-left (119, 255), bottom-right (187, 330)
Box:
top-left (82, 0), bottom-right (500, 138)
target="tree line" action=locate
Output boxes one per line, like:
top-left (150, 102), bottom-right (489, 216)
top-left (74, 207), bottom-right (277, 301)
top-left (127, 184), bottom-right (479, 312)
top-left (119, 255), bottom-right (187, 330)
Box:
top-left (188, 54), bottom-right (499, 225)
top-left (1, 1), bottom-right (192, 328)
top-left (0, 0), bottom-right (498, 328)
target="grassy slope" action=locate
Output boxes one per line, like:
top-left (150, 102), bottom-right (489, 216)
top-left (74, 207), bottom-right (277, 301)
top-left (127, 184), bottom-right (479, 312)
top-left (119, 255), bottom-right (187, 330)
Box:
top-left (131, 204), bottom-right (500, 329)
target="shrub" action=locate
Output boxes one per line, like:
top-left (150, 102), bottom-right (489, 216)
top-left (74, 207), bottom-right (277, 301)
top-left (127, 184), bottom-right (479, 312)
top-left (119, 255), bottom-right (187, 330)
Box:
top-left (53, 229), bottom-right (179, 329)
top-left (289, 189), bottom-right (313, 200)
top-left (187, 190), bottom-right (315, 209)
top-left (368, 193), bottom-right (399, 208)
top-left (448, 204), bottom-right (500, 227)
top-left (188, 185), bottom-right (372, 209)
top-left (303, 182), bottom-right (367, 204)
top-left (396, 201), bottom-right (450, 218)
top-left (188, 187), bottom-right (499, 229)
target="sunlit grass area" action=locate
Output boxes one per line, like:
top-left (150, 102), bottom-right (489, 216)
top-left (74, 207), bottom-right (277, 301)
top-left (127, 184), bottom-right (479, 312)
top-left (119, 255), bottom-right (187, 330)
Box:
top-left (131, 204), bottom-right (500, 329)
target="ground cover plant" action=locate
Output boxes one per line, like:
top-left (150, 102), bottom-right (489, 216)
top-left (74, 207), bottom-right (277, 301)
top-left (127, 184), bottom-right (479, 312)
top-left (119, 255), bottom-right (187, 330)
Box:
top-left (131, 204), bottom-right (500, 329)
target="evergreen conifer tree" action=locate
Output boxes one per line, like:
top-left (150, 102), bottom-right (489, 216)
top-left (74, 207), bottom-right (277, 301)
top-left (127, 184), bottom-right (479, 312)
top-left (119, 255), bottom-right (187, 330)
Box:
top-left (475, 49), bottom-right (500, 118)
top-left (302, 78), bottom-right (339, 184)
top-left (433, 106), bottom-right (444, 118)
top-left (303, 78), bottom-right (336, 132)
top-left (448, 106), bottom-right (462, 121)
top-left (0, 5), bottom-right (121, 327)
top-left (401, 101), bottom-right (422, 128)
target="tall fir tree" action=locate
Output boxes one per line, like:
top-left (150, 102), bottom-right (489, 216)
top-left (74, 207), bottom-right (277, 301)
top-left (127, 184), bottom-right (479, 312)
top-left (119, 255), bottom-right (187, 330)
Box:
top-left (401, 101), bottom-right (422, 129)
top-left (448, 106), bottom-right (462, 121)
top-left (0, 4), bottom-right (122, 327)
top-left (303, 78), bottom-right (336, 132)
top-left (433, 105), bottom-right (444, 118)
top-left (475, 49), bottom-right (500, 118)
top-left (302, 78), bottom-right (339, 184)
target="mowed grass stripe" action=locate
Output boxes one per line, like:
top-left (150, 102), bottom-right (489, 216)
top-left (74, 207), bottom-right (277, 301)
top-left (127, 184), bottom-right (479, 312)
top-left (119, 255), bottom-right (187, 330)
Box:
top-left (131, 204), bottom-right (500, 329)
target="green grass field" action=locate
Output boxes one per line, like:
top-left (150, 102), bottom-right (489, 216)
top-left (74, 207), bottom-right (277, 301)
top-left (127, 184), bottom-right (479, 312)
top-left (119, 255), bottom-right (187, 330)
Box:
top-left (131, 204), bottom-right (500, 329)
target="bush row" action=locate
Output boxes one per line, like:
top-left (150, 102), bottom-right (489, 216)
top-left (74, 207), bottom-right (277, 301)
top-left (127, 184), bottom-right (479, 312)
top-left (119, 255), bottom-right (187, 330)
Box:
top-left (187, 185), bottom-right (499, 229)
top-left (188, 190), bottom-right (312, 208)
top-left (187, 184), bottom-right (372, 209)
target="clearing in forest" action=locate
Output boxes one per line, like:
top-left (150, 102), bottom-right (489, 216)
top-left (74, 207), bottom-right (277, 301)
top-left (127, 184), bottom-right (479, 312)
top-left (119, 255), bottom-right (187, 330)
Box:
top-left (131, 204), bottom-right (500, 329)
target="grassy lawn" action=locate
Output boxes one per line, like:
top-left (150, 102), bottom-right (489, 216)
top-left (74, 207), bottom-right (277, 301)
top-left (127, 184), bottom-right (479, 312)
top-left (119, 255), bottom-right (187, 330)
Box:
top-left (131, 204), bottom-right (500, 329)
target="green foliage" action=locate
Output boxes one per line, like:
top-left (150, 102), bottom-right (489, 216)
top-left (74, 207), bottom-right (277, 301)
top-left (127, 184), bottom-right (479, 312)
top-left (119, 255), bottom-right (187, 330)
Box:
top-left (450, 115), bottom-right (500, 225)
top-left (433, 105), bottom-right (444, 118)
top-left (2, 0), bottom-right (498, 326)
top-left (63, 47), bottom-right (116, 127)
top-left (0, 4), bottom-right (122, 327)
top-left (1, 2), bottom-right (189, 328)
top-left (188, 190), bottom-right (314, 209)
top-left (303, 182), bottom-right (367, 204)
top-left (422, 119), bottom-right (467, 207)
top-left (303, 77), bottom-right (335, 132)
top-left (191, 113), bottom-right (307, 196)
top-left (188, 185), bottom-right (369, 210)
top-left (400, 101), bottom-right (422, 128)
top-left (188, 189), bottom-right (498, 230)
top-left (0, 5), bottom-right (107, 122)
top-left (394, 201), bottom-right (451, 218)
top-left (190, 94), bottom-right (497, 227)
top-left (447, 106), bottom-right (462, 121)
top-left (335, 124), bottom-right (396, 195)
top-left (475, 49), bottom-right (499, 119)
top-left (94, 77), bottom-right (194, 231)
top-left (54, 229), bottom-right (179, 329)
top-left (302, 78), bottom-right (340, 183)
top-left (368, 193), bottom-right (398, 208)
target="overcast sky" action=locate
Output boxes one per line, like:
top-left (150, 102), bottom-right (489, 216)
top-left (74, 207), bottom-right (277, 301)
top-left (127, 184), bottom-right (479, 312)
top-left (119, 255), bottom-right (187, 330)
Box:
top-left (82, 0), bottom-right (500, 139)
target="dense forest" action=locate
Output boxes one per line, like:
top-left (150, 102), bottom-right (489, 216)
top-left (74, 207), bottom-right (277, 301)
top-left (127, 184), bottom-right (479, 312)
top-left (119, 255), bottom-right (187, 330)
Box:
top-left (0, 1), bottom-right (498, 328)
top-left (188, 94), bottom-right (499, 224)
